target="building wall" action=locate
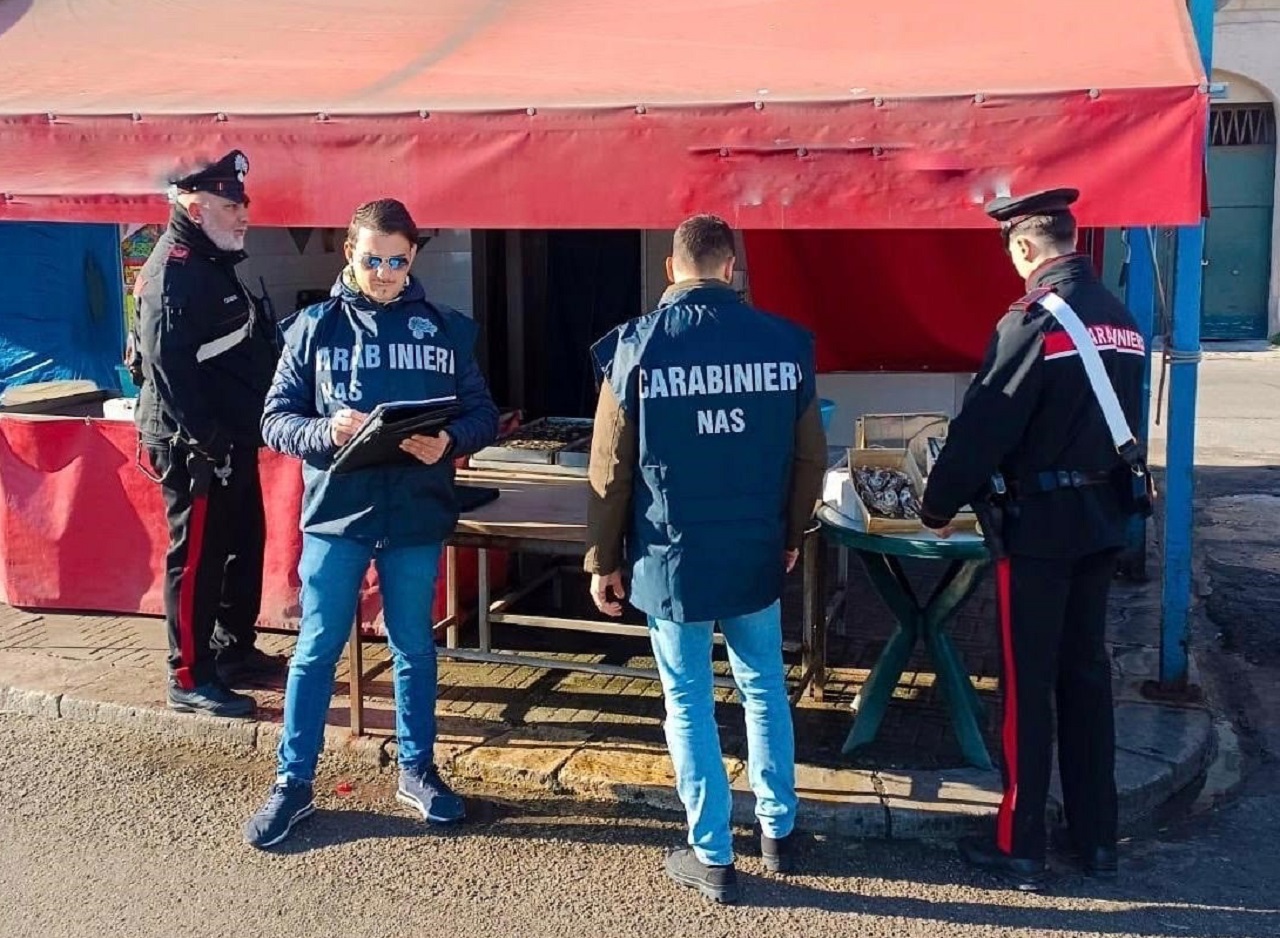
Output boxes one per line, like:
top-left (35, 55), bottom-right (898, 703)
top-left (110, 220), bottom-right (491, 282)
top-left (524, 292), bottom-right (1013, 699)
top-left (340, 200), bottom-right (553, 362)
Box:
top-left (1216, 0), bottom-right (1280, 335)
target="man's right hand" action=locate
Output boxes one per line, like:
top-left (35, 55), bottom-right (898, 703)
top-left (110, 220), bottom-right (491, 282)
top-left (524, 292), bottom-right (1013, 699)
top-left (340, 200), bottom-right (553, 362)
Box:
top-left (330, 408), bottom-right (368, 447)
top-left (590, 571), bottom-right (626, 618)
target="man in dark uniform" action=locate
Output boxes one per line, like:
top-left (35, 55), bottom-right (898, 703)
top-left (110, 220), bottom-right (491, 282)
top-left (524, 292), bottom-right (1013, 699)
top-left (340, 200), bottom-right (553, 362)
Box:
top-left (133, 150), bottom-right (285, 718)
top-left (585, 215), bottom-right (828, 904)
top-left (921, 189), bottom-right (1148, 890)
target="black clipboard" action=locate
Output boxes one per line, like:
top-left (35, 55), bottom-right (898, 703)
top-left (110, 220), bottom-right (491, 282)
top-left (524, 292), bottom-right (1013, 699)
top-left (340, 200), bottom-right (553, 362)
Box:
top-left (330, 397), bottom-right (461, 474)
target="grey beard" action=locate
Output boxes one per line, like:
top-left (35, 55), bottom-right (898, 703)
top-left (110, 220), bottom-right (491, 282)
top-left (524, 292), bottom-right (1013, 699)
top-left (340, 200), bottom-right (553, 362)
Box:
top-left (204, 225), bottom-right (244, 252)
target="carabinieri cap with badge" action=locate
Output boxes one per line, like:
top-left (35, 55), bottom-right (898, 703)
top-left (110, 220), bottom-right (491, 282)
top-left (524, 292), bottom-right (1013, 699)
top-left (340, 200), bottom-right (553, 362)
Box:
top-left (983, 187), bottom-right (1079, 227)
top-left (168, 149), bottom-right (251, 205)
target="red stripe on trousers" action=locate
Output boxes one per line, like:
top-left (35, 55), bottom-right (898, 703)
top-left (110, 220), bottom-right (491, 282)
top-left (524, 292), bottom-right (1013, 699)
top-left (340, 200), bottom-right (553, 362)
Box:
top-left (996, 557), bottom-right (1019, 855)
top-left (174, 494), bottom-right (210, 690)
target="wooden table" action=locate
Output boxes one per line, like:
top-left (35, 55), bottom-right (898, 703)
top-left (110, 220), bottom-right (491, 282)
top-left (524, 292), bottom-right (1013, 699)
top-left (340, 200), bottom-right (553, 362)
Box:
top-left (346, 468), bottom-right (827, 733)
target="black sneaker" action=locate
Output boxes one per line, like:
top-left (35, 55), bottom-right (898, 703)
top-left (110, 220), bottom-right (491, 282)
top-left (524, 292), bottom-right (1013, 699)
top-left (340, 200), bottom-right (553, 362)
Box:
top-left (217, 647), bottom-right (290, 687)
top-left (397, 763), bottom-right (466, 824)
top-left (664, 847), bottom-right (740, 904)
top-left (1050, 827), bottom-right (1118, 880)
top-left (958, 835), bottom-right (1047, 892)
top-left (167, 681), bottom-right (255, 718)
top-left (243, 780), bottom-right (316, 849)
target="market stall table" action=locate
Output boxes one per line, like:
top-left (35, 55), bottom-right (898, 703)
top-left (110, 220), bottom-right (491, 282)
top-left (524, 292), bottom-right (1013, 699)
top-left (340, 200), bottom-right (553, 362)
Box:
top-left (345, 468), bottom-right (828, 734)
top-left (814, 506), bottom-right (993, 769)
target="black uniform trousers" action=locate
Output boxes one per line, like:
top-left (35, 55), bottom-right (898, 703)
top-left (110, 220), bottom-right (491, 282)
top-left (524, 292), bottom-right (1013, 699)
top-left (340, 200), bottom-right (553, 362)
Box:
top-left (994, 549), bottom-right (1119, 861)
top-left (147, 443), bottom-right (266, 689)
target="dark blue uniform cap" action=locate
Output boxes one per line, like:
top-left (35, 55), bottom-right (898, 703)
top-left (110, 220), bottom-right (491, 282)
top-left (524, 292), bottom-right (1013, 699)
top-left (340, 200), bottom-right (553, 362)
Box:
top-left (984, 187), bottom-right (1079, 224)
top-left (171, 149), bottom-right (250, 205)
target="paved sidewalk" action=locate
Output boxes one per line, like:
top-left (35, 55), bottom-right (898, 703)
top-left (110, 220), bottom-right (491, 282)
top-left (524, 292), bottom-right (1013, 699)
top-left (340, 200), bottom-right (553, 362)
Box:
top-left (0, 557), bottom-right (1213, 840)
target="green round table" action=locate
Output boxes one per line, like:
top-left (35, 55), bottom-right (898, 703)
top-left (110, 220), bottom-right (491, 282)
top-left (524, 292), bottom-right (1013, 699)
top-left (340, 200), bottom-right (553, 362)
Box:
top-left (816, 506), bottom-right (994, 770)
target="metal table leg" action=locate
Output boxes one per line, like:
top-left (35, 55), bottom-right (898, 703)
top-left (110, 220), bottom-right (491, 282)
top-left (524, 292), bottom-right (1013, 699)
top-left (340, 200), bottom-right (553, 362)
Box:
top-left (445, 546), bottom-right (460, 649)
top-left (801, 526), bottom-right (828, 701)
top-left (348, 614), bottom-right (364, 736)
top-left (478, 547), bottom-right (491, 653)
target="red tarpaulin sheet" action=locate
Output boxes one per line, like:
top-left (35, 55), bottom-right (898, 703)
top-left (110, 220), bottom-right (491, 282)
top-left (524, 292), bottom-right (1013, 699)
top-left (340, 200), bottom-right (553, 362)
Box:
top-left (0, 0), bottom-right (1206, 229)
top-left (744, 229), bottom-right (1028, 372)
top-left (0, 417), bottom-right (495, 627)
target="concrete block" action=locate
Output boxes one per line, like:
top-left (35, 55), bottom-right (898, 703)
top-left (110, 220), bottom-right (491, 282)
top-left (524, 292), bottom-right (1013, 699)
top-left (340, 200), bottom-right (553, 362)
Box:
top-left (877, 768), bottom-right (1002, 840)
top-left (0, 685), bottom-right (61, 719)
top-left (453, 725), bottom-right (590, 791)
top-left (560, 740), bottom-right (687, 813)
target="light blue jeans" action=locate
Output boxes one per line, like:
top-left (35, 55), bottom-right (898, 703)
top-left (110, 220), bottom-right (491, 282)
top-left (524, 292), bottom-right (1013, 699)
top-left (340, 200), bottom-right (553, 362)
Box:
top-left (277, 533), bottom-right (442, 784)
top-left (648, 600), bottom-right (798, 866)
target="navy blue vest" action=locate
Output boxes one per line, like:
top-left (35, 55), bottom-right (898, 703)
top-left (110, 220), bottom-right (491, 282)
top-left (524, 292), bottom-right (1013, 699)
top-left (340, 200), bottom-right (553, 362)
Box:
top-left (592, 282), bottom-right (816, 623)
top-left (293, 275), bottom-right (474, 545)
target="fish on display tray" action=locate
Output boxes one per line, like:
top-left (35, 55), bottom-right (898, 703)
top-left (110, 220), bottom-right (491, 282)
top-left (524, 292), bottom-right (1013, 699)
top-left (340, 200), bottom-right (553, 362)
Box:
top-left (472, 417), bottom-right (594, 465)
top-left (852, 466), bottom-right (921, 520)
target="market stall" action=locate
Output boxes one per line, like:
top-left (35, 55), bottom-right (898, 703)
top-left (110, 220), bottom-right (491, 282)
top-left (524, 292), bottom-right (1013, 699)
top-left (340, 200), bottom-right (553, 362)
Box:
top-left (0, 0), bottom-right (1212, 707)
top-left (0, 413), bottom-right (499, 629)
top-left (342, 468), bottom-right (832, 734)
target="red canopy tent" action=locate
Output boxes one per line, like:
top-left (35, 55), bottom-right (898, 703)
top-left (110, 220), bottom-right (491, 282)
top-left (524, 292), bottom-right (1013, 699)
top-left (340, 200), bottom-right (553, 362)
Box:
top-left (0, 0), bottom-right (1208, 619)
top-left (0, 0), bottom-right (1206, 229)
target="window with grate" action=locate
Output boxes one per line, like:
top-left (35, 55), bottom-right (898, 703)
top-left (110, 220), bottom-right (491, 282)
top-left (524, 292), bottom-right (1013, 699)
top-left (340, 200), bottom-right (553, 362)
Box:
top-left (1210, 105), bottom-right (1277, 147)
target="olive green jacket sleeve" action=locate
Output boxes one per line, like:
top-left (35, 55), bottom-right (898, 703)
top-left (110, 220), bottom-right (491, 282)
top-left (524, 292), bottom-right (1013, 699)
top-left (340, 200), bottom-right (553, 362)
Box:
top-left (584, 381), bottom-right (635, 575)
top-left (786, 398), bottom-right (828, 549)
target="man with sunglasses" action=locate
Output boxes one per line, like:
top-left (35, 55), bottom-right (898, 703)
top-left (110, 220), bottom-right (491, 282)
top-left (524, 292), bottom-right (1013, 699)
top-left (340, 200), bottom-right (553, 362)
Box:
top-left (244, 198), bottom-right (498, 848)
top-left (132, 149), bottom-right (286, 719)
top-left (919, 188), bottom-right (1148, 890)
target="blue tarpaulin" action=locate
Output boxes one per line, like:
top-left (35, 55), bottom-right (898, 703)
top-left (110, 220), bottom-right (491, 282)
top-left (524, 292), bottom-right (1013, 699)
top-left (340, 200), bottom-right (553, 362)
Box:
top-left (0, 223), bottom-right (124, 394)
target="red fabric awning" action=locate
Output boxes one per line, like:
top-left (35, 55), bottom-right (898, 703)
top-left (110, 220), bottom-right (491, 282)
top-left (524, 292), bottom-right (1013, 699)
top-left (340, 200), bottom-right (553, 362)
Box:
top-left (0, 0), bottom-right (1207, 228)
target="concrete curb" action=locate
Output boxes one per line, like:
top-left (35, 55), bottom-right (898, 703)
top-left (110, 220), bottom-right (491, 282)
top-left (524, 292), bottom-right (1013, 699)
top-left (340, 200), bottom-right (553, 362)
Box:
top-left (0, 675), bottom-right (1215, 842)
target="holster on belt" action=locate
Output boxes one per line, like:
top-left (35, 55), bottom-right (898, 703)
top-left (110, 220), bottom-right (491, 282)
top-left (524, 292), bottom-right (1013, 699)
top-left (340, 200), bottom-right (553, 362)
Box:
top-left (1116, 440), bottom-right (1156, 519)
top-left (973, 473), bottom-right (1010, 560)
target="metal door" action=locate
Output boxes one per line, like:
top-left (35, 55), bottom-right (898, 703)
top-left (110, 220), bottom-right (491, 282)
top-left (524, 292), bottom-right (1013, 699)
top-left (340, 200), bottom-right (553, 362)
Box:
top-left (1203, 105), bottom-right (1276, 341)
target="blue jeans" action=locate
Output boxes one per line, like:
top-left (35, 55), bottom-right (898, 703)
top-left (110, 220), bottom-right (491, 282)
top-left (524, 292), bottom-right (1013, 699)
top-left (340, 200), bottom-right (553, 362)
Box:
top-left (277, 533), bottom-right (442, 784)
top-left (648, 600), bottom-right (797, 866)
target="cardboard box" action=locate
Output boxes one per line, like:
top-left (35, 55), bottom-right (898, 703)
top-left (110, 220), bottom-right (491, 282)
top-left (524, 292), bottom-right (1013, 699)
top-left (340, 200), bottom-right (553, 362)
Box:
top-left (824, 448), bottom-right (978, 534)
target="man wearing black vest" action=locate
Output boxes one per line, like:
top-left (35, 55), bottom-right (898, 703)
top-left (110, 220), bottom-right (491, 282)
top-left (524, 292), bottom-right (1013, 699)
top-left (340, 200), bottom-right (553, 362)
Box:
top-left (921, 189), bottom-right (1148, 890)
top-left (133, 150), bottom-right (286, 718)
top-left (585, 215), bottom-right (827, 904)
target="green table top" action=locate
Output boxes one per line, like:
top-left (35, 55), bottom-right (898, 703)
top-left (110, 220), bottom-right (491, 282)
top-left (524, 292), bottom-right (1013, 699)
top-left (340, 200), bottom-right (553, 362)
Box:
top-left (816, 506), bottom-right (990, 561)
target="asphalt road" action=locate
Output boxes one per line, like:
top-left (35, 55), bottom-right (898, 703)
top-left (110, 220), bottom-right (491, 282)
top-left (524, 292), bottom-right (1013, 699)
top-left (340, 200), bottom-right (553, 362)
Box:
top-left (0, 713), bottom-right (1275, 938)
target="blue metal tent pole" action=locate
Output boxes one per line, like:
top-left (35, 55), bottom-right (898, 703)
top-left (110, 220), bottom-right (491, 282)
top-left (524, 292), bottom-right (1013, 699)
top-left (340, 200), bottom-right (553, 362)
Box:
top-left (1159, 0), bottom-right (1214, 688)
top-left (1123, 228), bottom-right (1157, 578)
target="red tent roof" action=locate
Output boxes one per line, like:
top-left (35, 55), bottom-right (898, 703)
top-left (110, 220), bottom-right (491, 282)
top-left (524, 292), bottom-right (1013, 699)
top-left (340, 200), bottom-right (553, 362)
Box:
top-left (0, 0), bottom-right (1207, 228)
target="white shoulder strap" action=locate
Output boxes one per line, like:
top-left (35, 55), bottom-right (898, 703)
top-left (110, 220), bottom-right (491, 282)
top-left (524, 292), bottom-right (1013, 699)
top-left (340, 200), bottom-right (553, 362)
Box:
top-left (1036, 292), bottom-right (1135, 452)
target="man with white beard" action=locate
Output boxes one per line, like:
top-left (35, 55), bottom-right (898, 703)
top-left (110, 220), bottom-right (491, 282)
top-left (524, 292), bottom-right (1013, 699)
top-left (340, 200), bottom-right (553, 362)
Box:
top-left (131, 149), bottom-right (286, 718)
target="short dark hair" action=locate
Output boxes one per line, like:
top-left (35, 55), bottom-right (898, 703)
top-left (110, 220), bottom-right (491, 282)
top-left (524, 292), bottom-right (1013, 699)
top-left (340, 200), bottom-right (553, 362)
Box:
top-left (347, 198), bottom-right (419, 246)
top-left (1005, 211), bottom-right (1077, 252)
top-left (673, 214), bottom-right (736, 273)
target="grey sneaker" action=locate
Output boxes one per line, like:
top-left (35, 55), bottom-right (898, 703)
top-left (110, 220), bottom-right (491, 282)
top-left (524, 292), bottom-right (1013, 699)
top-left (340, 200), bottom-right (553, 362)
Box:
top-left (243, 780), bottom-right (315, 849)
top-left (396, 763), bottom-right (465, 824)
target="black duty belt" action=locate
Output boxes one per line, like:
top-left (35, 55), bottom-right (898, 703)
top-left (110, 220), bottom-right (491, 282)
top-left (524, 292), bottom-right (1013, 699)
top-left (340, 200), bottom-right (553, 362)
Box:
top-left (1017, 470), bottom-right (1112, 495)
